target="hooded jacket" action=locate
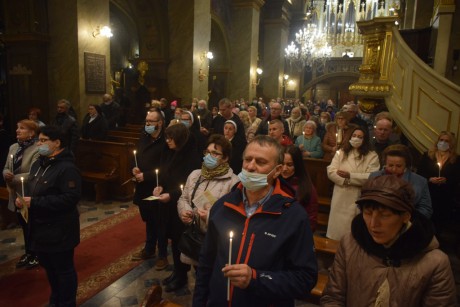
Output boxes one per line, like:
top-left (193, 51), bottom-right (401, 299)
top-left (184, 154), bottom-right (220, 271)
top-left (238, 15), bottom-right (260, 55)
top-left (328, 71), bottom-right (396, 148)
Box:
top-left (193, 179), bottom-right (318, 307)
top-left (321, 213), bottom-right (457, 306)
top-left (27, 149), bottom-right (81, 252)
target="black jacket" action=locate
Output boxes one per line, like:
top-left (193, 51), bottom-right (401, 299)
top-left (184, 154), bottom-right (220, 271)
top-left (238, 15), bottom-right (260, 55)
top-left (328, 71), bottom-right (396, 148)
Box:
top-left (28, 149), bottom-right (81, 252)
top-left (81, 114), bottom-right (109, 140)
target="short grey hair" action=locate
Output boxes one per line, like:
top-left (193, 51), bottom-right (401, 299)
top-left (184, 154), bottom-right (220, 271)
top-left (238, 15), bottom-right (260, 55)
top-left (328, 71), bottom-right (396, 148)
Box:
top-left (244, 135), bottom-right (284, 164)
top-left (57, 99), bottom-right (71, 109)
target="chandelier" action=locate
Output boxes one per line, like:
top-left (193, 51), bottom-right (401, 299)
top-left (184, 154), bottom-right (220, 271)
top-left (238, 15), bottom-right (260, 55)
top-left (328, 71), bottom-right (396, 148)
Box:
top-left (285, 0), bottom-right (401, 71)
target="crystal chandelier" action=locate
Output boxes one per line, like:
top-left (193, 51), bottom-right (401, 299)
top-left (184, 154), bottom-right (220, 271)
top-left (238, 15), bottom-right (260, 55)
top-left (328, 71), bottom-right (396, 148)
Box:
top-left (285, 0), bottom-right (401, 71)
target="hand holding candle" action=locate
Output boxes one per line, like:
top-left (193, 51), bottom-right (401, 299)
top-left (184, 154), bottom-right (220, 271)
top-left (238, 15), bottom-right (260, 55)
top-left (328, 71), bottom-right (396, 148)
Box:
top-left (227, 231), bottom-right (233, 301)
top-left (133, 150), bottom-right (138, 168)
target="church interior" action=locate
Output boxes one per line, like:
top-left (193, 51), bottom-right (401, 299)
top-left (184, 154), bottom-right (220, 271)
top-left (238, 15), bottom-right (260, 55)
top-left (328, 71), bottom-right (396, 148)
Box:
top-left (1, 0), bottom-right (460, 306)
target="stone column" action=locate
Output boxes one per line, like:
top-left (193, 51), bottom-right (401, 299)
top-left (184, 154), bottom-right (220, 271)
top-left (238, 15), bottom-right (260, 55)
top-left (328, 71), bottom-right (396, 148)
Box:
top-left (432, 1), bottom-right (455, 76)
top-left (168, 0), bottom-right (211, 103)
top-left (229, 0), bottom-right (264, 100)
top-left (262, 0), bottom-right (290, 99)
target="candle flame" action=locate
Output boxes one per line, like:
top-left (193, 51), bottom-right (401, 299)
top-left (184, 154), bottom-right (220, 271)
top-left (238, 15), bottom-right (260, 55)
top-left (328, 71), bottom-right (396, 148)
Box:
top-left (155, 169), bottom-right (159, 174)
top-left (180, 184), bottom-right (183, 189)
top-left (198, 115), bottom-right (200, 119)
top-left (133, 150), bottom-right (136, 154)
top-left (437, 162), bottom-right (441, 166)
top-left (229, 231), bottom-right (233, 238)
top-left (20, 177), bottom-right (24, 182)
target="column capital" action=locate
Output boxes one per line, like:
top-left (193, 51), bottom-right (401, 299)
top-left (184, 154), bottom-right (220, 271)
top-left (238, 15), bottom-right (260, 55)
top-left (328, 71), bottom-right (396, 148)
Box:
top-left (232, 0), bottom-right (265, 11)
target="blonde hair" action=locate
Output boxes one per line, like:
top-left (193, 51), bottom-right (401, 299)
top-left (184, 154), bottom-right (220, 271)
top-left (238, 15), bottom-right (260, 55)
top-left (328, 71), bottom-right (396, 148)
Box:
top-left (428, 131), bottom-right (457, 163)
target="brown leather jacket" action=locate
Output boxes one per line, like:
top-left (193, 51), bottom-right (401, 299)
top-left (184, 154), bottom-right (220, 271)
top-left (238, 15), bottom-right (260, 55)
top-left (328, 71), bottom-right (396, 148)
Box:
top-left (321, 214), bottom-right (457, 306)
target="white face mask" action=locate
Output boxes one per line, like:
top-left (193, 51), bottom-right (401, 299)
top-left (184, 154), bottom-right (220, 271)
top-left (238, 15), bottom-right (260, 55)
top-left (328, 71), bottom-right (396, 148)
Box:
top-left (238, 167), bottom-right (277, 191)
top-left (349, 137), bottom-right (363, 148)
top-left (437, 141), bottom-right (449, 152)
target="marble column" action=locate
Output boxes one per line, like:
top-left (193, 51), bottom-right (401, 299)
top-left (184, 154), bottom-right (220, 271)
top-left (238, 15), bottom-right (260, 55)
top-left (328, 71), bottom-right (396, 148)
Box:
top-left (229, 0), bottom-right (264, 100)
top-left (432, 1), bottom-right (455, 76)
top-left (48, 0), bottom-right (111, 120)
top-left (168, 0), bottom-right (211, 103)
top-left (262, 0), bottom-right (290, 99)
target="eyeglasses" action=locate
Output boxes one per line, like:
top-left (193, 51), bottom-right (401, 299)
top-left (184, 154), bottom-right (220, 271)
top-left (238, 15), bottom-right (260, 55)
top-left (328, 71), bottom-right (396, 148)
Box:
top-left (145, 120), bottom-right (160, 125)
top-left (38, 138), bottom-right (50, 143)
top-left (203, 150), bottom-right (223, 157)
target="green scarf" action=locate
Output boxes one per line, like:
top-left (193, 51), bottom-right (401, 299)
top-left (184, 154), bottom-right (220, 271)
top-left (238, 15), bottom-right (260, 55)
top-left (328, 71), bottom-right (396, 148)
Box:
top-left (201, 162), bottom-right (230, 180)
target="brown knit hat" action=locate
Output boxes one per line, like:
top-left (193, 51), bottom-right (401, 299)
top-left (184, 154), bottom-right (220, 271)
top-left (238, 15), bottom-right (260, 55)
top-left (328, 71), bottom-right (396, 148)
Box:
top-left (356, 175), bottom-right (415, 213)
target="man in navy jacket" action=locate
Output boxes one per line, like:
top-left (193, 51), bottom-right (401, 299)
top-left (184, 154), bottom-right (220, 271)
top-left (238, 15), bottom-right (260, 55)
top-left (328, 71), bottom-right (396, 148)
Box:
top-left (193, 136), bottom-right (318, 307)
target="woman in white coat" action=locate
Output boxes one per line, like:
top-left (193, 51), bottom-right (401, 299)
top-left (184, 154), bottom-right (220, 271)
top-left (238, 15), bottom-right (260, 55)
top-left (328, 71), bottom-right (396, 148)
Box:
top-left (177, 134), bottom-right (239, 266)
top-left (326, 127), bottom-right (380, 241)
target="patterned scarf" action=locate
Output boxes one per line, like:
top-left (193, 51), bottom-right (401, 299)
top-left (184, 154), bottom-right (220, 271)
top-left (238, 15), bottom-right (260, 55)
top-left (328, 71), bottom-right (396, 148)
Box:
top-left (13, 138), bottom-right (36, 173)
top-left (201, 162), bottom-right (230, 180)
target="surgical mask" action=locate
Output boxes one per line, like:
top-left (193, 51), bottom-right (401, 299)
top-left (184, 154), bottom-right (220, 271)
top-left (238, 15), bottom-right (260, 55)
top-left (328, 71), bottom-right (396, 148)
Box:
top-left (171, 106), bottom-right (176, 110)
top-left (145, 125), bottom-right (156, 134)
top-left (181, 120), bottom-right (191, 129)
top-left (198, 106), bottom-right (204, 110)
top-left (38, 144), bottom-right (53, 156)
top-left (437, 141), bottom-right (449, 152)
top-left (320, 118), bottom-right (328, 124)
top-left (349, 137), bottom-right (363, 148)
top-left (238, 168), bottom-right (276, 191)
top-left (203, 154), bottom-right (219, 169)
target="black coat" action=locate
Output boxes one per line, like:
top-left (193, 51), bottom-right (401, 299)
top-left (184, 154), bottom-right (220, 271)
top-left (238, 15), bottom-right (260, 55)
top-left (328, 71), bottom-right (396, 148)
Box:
top-left (133, 131), bottom-right (167, 221)
top-left (28, 149), bottom-right (81, 252)
top-left (229, 135), bottom-right (247, 174)
top-left (81, 114), bottom-right (109, 140)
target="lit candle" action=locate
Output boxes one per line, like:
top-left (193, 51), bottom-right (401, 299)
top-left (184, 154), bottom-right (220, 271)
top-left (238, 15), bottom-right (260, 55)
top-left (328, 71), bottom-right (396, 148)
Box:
top-left (437, 162), bottom-right (441, 177)
top-left (10, 154), bottom-right (13, 160)
top-left (20, 177), bottom-right (24, 197)
top-left (335, 133), bottom-right (338, 144)
top-left (227, 231), bottom-right (233, 301)
top-left (180, 184), bottom-right (184, 193)
top-left (197, 115), bottom-right (202, 129)
top-left (133, 150), bottom-right (138, 168)
top-left (155, 169), bottom-right (159, 188)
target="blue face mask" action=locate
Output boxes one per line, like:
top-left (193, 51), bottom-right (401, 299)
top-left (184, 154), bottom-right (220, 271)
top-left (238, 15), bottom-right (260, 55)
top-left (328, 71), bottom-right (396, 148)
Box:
top-left (237, 167), bottom-right (277, 191)
top-left (145, 125), bottom-right (156, 134)
top-left (38, 144), bottom-right (53, 156)
top-left (203, 154), bottom-right (219, 169)
top-left (181, 120), bottom-right (191, 129)
top-left (437, 141), bottom-right (449, 152)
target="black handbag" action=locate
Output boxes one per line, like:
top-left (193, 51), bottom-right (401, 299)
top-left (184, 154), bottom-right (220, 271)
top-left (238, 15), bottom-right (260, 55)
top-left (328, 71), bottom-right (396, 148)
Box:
top-left (178, 217), bottom-right (205, 261)
top-left (178, 176), bottom-right (206, 261)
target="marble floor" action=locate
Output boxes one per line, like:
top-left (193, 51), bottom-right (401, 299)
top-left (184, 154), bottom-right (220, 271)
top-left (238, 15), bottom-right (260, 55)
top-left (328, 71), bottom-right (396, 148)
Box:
top-left (1, 199), bottom-right (459, 306)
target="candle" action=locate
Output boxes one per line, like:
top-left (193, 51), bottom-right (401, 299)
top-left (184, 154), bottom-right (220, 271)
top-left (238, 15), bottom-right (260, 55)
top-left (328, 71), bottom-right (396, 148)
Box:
top-left (20, 177), bottom-right (24, 197)
top-left (133, 150), bottom-right (138, 168)
top-left (10, 154), bottom-right (13, 160)
top-left (335, 133), bottom-right (338, 144)
top-left (227, 231), bottom-right (233, 301)
top-left (197, 115), bottom-right (202, 129)
top-left (155, 169), bottom-right (159, 188)
top-left (180, 184), bottom-right (184, 193)
top-left (437, 162), bottom-right (441, 177)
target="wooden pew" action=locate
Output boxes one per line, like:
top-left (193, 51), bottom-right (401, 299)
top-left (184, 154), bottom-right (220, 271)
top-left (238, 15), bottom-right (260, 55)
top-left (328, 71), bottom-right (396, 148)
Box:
top-left (303, 158), bottom-right (333, 200)
top-left (108, 129), bottom-right (141, 139)
top-left (107, 135), bottom-right (139, 145)
top-left (76, 139), bottom-right (135, 202)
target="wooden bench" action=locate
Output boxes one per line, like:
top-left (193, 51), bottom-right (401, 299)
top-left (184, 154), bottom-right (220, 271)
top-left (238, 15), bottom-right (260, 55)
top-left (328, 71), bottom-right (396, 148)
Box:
top-left (311, 272), bottom-right (329, 299)
top-left (140, 285), bottom-right (181, 307)
top-left (108, 130), bottom-right (141, 139)
top-left (314, 234), bottom-right (339, 255)
top-left (76, 139), bottom-right (136, 202)
top-left (107, 135), bottom-right (139, 145)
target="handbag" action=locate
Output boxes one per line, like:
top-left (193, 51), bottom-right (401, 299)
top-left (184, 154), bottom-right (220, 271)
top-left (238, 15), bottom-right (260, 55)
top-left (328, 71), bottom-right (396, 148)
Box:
top-left (178, 176), bottom-right (206, 261)
top-left (178, 217), bottom-right (205, 261)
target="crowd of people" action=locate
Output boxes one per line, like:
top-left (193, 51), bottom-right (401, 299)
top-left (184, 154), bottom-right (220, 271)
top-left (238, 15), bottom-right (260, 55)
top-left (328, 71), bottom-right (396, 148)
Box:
top-left (1, 94), bottom-right (459, 306)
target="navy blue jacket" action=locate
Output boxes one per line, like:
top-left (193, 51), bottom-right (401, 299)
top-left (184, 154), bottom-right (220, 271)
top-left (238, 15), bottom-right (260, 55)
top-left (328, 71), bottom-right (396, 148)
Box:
top-left (193, 179), bottom-right (318, 307)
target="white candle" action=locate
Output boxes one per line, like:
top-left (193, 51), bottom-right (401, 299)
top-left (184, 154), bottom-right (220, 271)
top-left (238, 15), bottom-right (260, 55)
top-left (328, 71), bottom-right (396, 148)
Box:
top-left (10, 154), bottom-right (13, 160)
top-left (20, 177), bottom-right (24, 197)
top-left (133, 150), bottom-right (138, 168)
top-left (227, 231), bottom-right (233, 301)
top-left (180, 184), bottom-right (184, 193)
top-left (155, 169), bottom-right (159, 188)
top-left (437, 162), bottom-right (441, 177)
top-left (197, 115), bottom-right (202, 129)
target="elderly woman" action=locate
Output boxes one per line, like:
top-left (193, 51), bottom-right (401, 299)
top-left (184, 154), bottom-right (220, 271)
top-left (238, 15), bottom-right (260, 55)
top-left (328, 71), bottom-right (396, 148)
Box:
top-left (153, 123), bottom-right (201, 292)
top-left (369, 144), bottom-right (433, 219)
top-left (3, 120), bottom-right (40, 269)
top-left (286, 107), bottom-right (307, 139)
top-left (81, 104), bottom-right (109, 140)
top-left (15, 125), bottom-right (81, 307)
top-left (281, 146), bottom-right (318, 231)
top-left (294, 120), bottom-right (323, 159)
top-left (322, 111), bottom-right (357, 161)
top-left (245, 106), bottom-right (261, 142)
top-left (327, 127), bottom-right (380, 240)
top-left (177, 134), bottom-right (239, 265)
top-left (223, 120), bottom-right (247, 174)
top-left (321, 175), bottom-right (457, 306)
top-left (417, 131), bottom-right (460, 236)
